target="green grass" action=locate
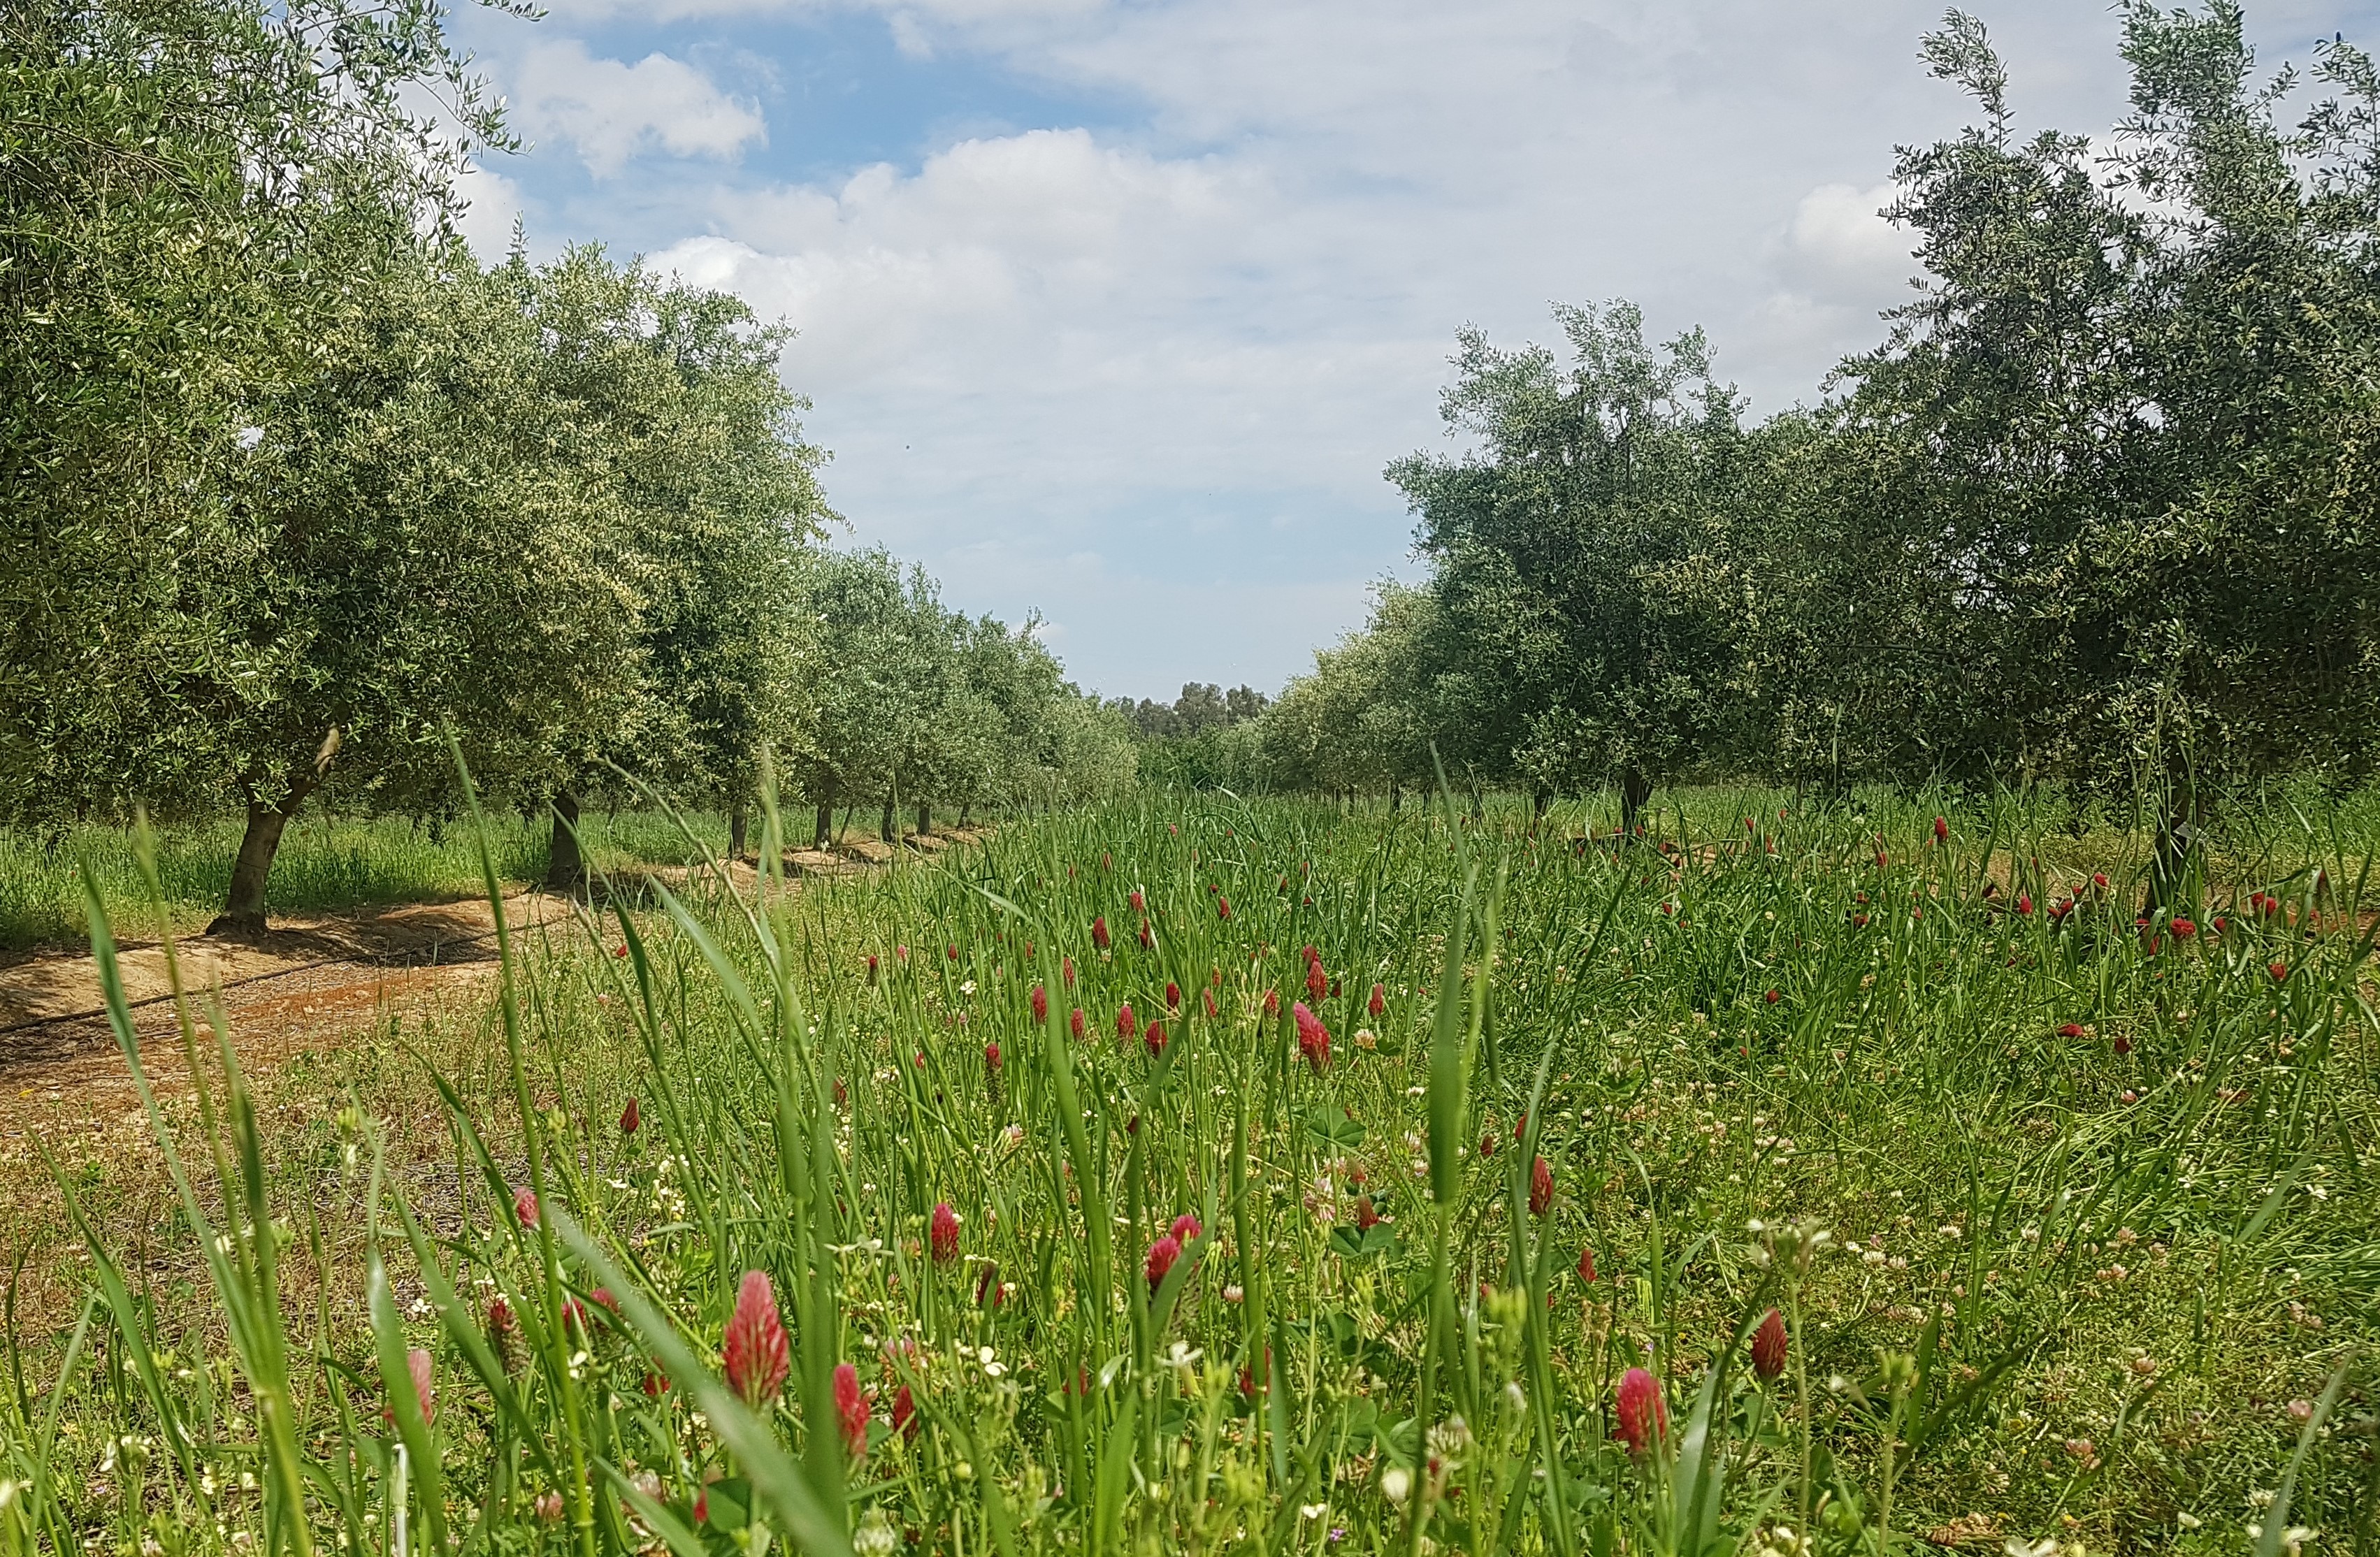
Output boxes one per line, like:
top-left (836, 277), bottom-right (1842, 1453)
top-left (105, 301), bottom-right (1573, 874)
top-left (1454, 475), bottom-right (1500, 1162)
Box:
top-left (4, 785), bottom-right (2374, 1557)
top-left (0, 809), bottom-right (736, 949)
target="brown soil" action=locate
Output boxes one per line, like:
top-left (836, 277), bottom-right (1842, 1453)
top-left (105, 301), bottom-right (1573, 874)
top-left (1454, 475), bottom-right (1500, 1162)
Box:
top-left (0, 831), bottom-right (986, 1129)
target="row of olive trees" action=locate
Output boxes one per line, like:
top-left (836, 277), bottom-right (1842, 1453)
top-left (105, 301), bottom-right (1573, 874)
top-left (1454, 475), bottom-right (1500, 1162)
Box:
top-left (786, 548), bottom-right (1137, 853)
top-left (0, 0), bottom-right (1130, 932)
top-left (1259, 3), bottom-right (2380, 878)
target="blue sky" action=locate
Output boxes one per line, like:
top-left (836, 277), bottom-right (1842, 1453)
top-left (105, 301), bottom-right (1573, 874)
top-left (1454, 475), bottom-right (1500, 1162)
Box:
top-left (449, 0), bottom-right (2380, 704)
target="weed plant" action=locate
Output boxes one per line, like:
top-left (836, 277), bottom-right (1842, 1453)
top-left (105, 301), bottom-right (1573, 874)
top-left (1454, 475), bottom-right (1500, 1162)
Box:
top-left (0, 811), bottom-right (730, 950)
top-left (1, 780), bottom-right (2373, 1557)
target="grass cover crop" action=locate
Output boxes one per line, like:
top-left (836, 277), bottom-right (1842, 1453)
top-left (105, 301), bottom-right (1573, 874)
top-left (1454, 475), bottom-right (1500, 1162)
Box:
top-left (4, 782), bottom-right (2375, 1557)
top-left (0, 811), bottom-right (716, 950)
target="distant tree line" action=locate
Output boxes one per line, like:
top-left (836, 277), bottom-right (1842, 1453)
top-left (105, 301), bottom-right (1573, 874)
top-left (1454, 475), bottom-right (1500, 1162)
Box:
top-left (0, 0), bottom-right (1132, 932)
top-left (1251, 4), bottom-right (2380, 900)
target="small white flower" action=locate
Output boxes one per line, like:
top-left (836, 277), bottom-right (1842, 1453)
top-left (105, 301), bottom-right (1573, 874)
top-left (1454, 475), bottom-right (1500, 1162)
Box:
top-left (1380, 1468), bottom-right (1411, 1504)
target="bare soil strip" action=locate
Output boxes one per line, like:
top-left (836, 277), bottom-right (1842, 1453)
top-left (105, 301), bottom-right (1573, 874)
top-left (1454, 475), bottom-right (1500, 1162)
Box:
top-left (0, 830), bottom-right (981, 1133)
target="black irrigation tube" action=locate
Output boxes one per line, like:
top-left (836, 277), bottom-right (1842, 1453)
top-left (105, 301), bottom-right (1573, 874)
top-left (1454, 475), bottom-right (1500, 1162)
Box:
top-left (0, 926), bottom-right (508, 1038)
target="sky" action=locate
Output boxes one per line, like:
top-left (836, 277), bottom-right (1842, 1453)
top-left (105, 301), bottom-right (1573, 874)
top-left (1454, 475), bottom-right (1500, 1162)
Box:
top-left (448, 0), bottom-right (2380, 704)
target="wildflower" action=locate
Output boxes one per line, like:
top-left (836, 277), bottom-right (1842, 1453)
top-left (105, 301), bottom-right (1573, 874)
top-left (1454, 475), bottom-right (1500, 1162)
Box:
top-left (866, 953), bottom-right (879, 983)
top-left (614, 943), bottom-right (629, 959)
top-left (2170, 917), bottom-right (2196, 939)
top-left (486, 1296), bottom-right (518, 1370)
top-left (1933, 816), bottom-right (1948, 844)
top-left (832, 1363), bottom-right (870, 1458)
top-left (1138, 920), bottom-right (1155, 948)
top-left (1751, 1308), bottom-right (1788, 1381)
top-left (1031, 984), bottom-right (1048, 1023)
top-left (641, 1370), bottom-right (669, 1397)
top-left (2269, 961), bottom-right (2289, 982)
top-left (1264, 987), bottom-right (1281, 1017)
top-left (1171, 1212), bottom-right (1203, 1245)
top-left (1063, 956), bottom-right (1076, 987)
top-left (387, 1347), bottom-right (435, 1428)
top-left (891, 1383), bottom-right (918, 1442)
top-left (2016, 893), bottom-right (2033, 915)
top-left (1478, 1130), bottom-right (1496, 1157)
top-left (2058, 1022), bottom-right (2085, 1039)
top-left (1529, 1156), bottom-right (1553, 1217)
top-left (1615, 1368), bottom-right (1666, 1456)
top-left (619, 1096), bottom-right (640, 1135)
top-left (513, 1187), bottom-right (540, 1228)
top-left (2112, 1034), bottom-right (2133, 1056)
top-left (1145, 1233), bottom-right (1182, 1294)
top-left (723, 1270), bottom-right (790, 1410)
top-left (2091, 872), bottom-right (2109, 890)
top-left (1144, 1020), bottom-right (1167, 1059)
top-left (1130, 889), bottom-right (1145, 913)
top-left (1165, 980), bottom-right (1181, 1009)
top-left (560, 1293), bottom-right (594, 1343)
top-left (1380, 1467), bottom-right (1412, 1504)
top-left (1218, 897), bottom-right (1232, 921)
top-left (535, 1491), bottom-right (566, 1521)
top-left (1576, 1245), bottom-right (1596, 1282)
top-left (1764, 988), bottom-right (1780, 1005)
top-left (897, 944), bottom-right (909, 962)
top-left (975, 1262), bottom-right (1002, 1307)
top-left (946, 943), bottom-right (959, 962)
top-left (984, 1041), bottom-right (1001, 1074)
top-left (1092, 916), bottom-right (1111, 952)
top-left (1369, 982), bottom-right (1387, 1018)
top-left (930, 1204), bottom-right (960, 1263)
top-left (1117, 1002), bottom-right (1137, 1043)
top-left (1294, 1001), bottom-right (1331, 1073)
top-left (1069, 1008), bottom-right (1085, 1038)
top-left (1354, 1195), bottom-right (1380, 1231)
top-left (1203, 989), bottom-right (1219, 1018)
top-left (1306, 959), bottom-right (1327, 1002)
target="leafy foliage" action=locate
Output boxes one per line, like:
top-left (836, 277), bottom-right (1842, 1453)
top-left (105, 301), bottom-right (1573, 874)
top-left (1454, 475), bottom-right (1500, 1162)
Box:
top-left (1269, 5), bottom-right (2380, 816)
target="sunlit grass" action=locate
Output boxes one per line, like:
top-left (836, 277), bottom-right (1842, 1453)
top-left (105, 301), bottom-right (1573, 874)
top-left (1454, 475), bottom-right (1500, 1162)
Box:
top-left (3, 785), bottom-right (2372, 1556)
top-left (0, 810), bottom-right (732, 949)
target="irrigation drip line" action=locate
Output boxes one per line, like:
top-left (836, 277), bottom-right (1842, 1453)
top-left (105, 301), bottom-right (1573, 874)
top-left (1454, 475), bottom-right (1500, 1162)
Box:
top-left (0, 926), bottom-right (507, 1038)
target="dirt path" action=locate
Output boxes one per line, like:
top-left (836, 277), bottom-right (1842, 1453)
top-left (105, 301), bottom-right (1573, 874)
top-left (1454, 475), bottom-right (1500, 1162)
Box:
top-left (0, 831), bottom-right (983, 1135)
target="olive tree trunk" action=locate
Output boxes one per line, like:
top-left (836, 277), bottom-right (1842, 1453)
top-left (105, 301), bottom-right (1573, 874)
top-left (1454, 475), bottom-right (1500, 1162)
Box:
top-left (546, 790), bottom-right (585, 893)
top-left (1619, 765), bottom-right (1653, 841)
top-left (208, 785), bottom-right (314, 936)
top-left (916, 802), bottom-right (931, 838)
top-left (728, 804), bottom-right (749, 862)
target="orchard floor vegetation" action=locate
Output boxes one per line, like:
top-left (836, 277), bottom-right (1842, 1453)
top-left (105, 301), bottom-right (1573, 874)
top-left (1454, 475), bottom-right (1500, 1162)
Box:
top-left (0, 811), bottom-right (744, 953)
top-left (1, 785), bottom-right (2374, 1557)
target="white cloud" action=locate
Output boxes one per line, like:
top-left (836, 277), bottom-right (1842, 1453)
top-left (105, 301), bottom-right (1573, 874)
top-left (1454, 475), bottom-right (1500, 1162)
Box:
top-left (654, 129), bottom-right (1251, 384)
top-left (451, 162), bottom-right (528, 259)
top-left (474, 0), bottom-right (2380, 697)
top-left (510, 41), bottom-right (765, 175)
top-left (1777, 182), bottom-right (1917, 303)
